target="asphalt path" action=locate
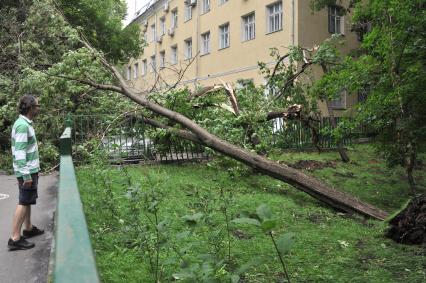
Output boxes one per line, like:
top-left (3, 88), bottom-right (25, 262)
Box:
top-left (0, 173), bottom-right (57, 283)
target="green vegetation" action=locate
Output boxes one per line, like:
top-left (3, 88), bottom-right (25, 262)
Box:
top-left (77, 144), bottom-right (426, 282)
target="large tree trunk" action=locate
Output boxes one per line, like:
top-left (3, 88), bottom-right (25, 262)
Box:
top-left (81, 41), bottom-right (388, 220)
top-left (320, 64), bottom-right (350, 163)
top-left (325, 99), bottom-right (350, 163)
top-left (406, 141), bottom-right (417, 196)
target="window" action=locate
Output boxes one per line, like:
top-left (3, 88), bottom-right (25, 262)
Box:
top-left (202, 0), bottom-right (210, 14)
top-left (184, 3), bottom-right (192, 21)
top-left (151, 24), bottom-right (156, 42)
top-left (267, 1), bottom-right (282, 33)
top-left (171, 9), bottom-right (178, 28)
top-left (160, 17), bottom-right (166, 36)
top-left (219, 23), bottom-right (230, 49)
top-left (142, 59), bottom-right (147, 76)
top-left (184, 38), bottom-right (192, 59)
top-left (358, 85), bottom-right (370, 103)
top-left (328, 5), bottom-right (344, 35)
top-left (242, 12), bottom-right (255, 41)
top-left (159, 51), bottom-right (165, 68)
top-left (218, 0), bottom-right (228, 5)
top-left (133, 63), bottom-right (138, 79)
top-left (330, 90), bottom-right (347, 109)
top-left (236, 79), bottom-right (253, 89)
top-left (126, 66), bottom-right (131, 80)
top-left (150, 55), bottom-right (156, 72)
top-left (171, 45), bottom-right (178, 64)
top-left (201, 32), bottom-right (210, 55)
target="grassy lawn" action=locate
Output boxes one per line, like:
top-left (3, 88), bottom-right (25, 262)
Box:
top-left (77, 144), bottom-right (426, 282)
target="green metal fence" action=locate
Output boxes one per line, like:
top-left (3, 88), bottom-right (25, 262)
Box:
top-left (71, 113), bottom-right (208, 163)
top-left (70, 113), bottom-right (364, 163)
top-left (53, 124), bottom-right (99, 283)
top-left (270, 117), bottom-right (355, 150)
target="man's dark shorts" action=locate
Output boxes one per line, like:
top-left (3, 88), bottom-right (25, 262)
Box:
top-left (17, 173), bottom-right (39, 206)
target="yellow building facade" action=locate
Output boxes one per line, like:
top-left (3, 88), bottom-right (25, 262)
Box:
top-left (125, 0), bottom-right (360, 115)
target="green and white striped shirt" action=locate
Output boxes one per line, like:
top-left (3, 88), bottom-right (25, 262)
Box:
top-left (11, 115), bottom-right (40, 180)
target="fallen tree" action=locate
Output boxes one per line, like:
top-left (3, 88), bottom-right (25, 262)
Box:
top-left (70, 39), bottom-right (389, 221)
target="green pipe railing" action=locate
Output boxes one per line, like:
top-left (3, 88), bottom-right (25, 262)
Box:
top-left (53, 123), bottom-right (99, 282)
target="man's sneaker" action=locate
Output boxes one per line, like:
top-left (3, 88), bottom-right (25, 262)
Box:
top-left (23, 225), bottom-right (45, 239)
top-left (8, 238), bottom-right (35, 251)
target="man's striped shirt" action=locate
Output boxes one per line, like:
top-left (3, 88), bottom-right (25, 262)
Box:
top-left (11, 115), bottom-right (40, 180)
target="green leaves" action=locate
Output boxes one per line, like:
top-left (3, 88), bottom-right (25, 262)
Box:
top-left (232, 204), bottom-right (284, 232)
top-left (182, 212), bottom-right (204, 225)
top-left (256, 203), bottom-right (273, 220)
top-left (276, 232), bottom-right (296, 256)
top-left (56, 0), bottom-right (143, 62)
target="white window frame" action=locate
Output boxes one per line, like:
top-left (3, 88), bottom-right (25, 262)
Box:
top-left (142, 59), bottom-right (147, 76)
top-left (184, 38), bottom-right (192, 59)
top-left (133, 63), bottom-right (138, 79)
top-left (267, 1), bottom-right (282, 34)
top-left (126, 66), bottom-right (131, 80)
top-left (171, 8), bottom-right (178, 28)
top-left (219, 23), bottom-right (230, 49)
top-left (184, 3), bottom-right (192, 22)
top-left (160, 17), bottom-right (166, 36)
top-left (150, 55), bottom-right (156, 73)
top-left (242, 12), bottom-right (255, 41)
top-left (201, 31), bottom-right (210, 55)
top-left (202, 0), bottom-right (210, 14)
top-left (328, 5), bottom-right (344, 35)
top-left (170, 45), bottom-right (178, 65)
top-left (218, 0), bottom-right (228, 6)
top-left (151, 24), bottom-right (156, 42)
top-left (159, 51), bottom-right (166, 68)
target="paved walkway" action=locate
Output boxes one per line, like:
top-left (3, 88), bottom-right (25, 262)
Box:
top-left (0, 173), bottom-right (58, 283)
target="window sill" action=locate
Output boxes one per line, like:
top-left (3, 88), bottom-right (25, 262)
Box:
top-left (200, 52), bottom-right (210, 57)
top-left (218, 46), bottom-right (230, 51)
top-left (242, 37), bottom-right (255, 43)
top-left (201, 10), bottom-right (210, 15)
top-left (266, 28), bottom-right (283, 35)
top-left (184, 18), bottom-right (192, 23)
top-left (331, 106), bottom-right (347, 110)
top-left (329, 32), bottom-right (345, 36)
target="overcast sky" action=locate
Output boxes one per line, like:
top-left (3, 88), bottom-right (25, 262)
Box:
top-left (124, 0), bottom-right (151, 26)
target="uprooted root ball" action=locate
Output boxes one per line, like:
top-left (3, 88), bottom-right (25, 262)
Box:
top-left (386, 194), bottom-right (426, 245)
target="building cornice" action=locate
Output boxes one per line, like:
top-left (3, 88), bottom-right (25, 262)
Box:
top-left (130, 0), bottom-right (169, 25)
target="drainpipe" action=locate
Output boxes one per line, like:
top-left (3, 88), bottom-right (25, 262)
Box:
top-left (195, 3), bottom-right (200, 88)
top-left (291, 0), bottom-right (295, 46)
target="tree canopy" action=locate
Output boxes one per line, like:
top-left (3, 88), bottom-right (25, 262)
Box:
top-left (56, 0), bottom-right (143, 63)
top-left (312, 0), bottom-right (426, 193)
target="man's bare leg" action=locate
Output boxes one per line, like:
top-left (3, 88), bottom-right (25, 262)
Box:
top-left (24, 205), bottom-right (32, 231)
top-left (11, 205), bottom-right (29, 241)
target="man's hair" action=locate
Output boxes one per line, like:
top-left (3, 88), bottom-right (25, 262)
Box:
top-left (18, 95), bottom-right (37, 115)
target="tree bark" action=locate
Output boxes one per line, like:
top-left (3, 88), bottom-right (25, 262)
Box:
top-left (320, 64), bottom-right (350, 163)
top-left (80, 40), bottom-right (388, 220)
top-left (406, 141), bottom-right (417, 196)
top-left (325, 99), bottom-right (350, 162)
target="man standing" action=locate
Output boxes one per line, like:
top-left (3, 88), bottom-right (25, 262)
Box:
top-left (8, 95), bottom-right (44, 251)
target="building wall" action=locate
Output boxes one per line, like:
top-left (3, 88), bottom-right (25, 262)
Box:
top-left (126, 0), bottom-right (360, 116)
top-left (297, 0), bottom-right (360, 116)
